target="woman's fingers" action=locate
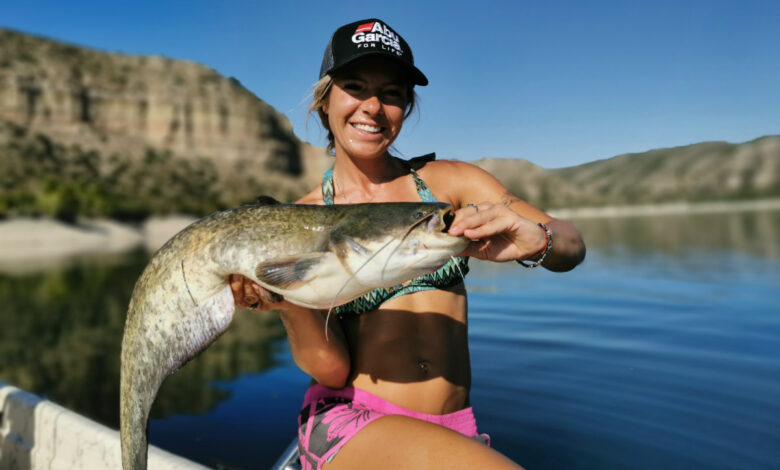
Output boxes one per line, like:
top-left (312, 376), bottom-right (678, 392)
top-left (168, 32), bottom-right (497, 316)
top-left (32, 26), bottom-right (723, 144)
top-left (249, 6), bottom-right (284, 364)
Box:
top-left (450, 202), bottom-right (509, 238)
top-left (243, 281), bottom-right (259, 307)
top-left (229, 273), bottom-right (286, 310)
top-left (254, 283), bottom-right (284, 305)
top-left (449, 202), bottom-right (495, 237)
top-left (229, 274), bottom-right (245, 305)
top-left (462, 212), bottom-right (511, 240)
top-left (449, 202), bottom-right (549, 262)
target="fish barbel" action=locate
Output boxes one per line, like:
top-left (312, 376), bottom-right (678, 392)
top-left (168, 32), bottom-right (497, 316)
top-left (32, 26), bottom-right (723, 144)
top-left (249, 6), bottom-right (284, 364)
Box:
top-left (120, 199), bottom-right (467, 469)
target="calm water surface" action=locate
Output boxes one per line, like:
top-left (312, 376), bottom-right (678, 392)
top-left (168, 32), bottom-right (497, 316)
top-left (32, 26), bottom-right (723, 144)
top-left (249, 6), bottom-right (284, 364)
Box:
top-left (1, 209), bottom-right (778, 469)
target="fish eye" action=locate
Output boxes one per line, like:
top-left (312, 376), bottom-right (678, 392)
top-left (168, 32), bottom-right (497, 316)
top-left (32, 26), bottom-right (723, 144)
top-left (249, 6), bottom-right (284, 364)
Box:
top-left (413, 210), bottom-right (426, 220)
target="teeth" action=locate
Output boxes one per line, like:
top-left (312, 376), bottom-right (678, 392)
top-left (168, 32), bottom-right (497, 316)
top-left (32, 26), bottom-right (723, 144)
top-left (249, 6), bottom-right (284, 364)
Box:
top-left (353, 123), bottom-right (381, 133)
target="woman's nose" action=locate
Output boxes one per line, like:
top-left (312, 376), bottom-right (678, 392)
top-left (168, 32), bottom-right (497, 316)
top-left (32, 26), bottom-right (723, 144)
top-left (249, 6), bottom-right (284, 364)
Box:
top-left (360, 95), bottom-right (382, 115)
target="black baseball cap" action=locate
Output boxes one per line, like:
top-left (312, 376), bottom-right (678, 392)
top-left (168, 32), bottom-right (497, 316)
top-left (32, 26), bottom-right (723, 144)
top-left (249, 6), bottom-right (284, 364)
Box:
top-left (319, 18), bottom-right (428, 86)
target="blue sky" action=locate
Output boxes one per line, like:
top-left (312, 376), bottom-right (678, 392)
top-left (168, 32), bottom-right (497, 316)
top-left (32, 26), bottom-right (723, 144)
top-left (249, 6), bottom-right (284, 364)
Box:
top-left (3, 1), bottom-right (778, 168)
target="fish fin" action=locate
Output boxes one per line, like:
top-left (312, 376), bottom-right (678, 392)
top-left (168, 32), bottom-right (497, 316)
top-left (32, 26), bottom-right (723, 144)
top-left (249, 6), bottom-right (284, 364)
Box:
top-left (255, 254), bottom-right (323, 288)
top-left (256, 195), bottom-right (281, 206)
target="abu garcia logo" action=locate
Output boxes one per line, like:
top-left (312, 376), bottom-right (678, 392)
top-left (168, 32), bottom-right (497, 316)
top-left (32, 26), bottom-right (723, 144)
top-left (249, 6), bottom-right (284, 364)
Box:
top-left (351, 21), bottom-right (403, 55)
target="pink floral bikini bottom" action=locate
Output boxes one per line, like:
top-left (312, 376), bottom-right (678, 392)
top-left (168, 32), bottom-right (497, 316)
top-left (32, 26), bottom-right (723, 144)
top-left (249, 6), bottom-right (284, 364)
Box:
top-left (297, 384), bottom-right (490, 470)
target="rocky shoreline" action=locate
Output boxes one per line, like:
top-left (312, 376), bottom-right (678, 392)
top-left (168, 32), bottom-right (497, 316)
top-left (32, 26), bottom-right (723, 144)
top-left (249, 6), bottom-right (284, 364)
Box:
top-left (0, 215), bottom-right (195, 274)
top-left (549, 198), bottom-right (780, 219)
top-left (1, 198), bottom-right (778, 274)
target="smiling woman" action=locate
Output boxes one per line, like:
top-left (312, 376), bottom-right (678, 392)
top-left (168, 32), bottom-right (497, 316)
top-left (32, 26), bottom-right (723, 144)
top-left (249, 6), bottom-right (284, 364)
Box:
top-left (322, 58), bottom-right (409, 168)
top-left (309, 65), bottom-right (418, 158)
top-left (231, 17), bottom-right (585, 470)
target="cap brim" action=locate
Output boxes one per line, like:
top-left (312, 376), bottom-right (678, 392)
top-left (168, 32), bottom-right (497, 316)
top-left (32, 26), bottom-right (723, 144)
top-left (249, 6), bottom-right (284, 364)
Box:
top-left (329, 51), bottom-right (428, 86)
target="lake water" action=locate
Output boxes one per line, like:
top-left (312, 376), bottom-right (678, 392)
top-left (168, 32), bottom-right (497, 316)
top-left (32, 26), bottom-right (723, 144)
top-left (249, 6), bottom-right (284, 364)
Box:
top-left (1, 209), bottom-right (778, 469)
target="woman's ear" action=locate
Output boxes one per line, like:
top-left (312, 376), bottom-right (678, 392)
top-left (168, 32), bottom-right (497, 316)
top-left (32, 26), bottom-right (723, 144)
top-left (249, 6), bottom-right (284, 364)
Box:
top-left (322, 101), bottom-right (329, 114)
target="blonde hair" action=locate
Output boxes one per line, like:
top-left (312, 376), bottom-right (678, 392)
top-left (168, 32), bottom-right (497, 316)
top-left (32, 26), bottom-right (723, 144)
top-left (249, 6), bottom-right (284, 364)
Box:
top-left (306, 74), bottom-right (418, 155)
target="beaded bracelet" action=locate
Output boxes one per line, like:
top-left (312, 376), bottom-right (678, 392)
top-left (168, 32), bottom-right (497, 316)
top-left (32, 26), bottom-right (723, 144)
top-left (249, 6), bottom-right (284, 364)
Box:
top-left (518, 223), bottom-right (553, 268)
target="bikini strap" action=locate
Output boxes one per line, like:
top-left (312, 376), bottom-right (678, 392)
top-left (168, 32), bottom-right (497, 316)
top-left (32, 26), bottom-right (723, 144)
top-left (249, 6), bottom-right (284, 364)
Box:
top-left (396, 154), bottom-right (437, 202)
top-left (322, 168), bottom-right (335, 205)
top-left (321, 154), bottom-right (437, 205)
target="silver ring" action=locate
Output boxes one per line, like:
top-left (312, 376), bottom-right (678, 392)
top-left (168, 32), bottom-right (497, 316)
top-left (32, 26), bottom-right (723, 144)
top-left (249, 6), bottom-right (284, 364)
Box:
top-left (467, 203), bottom-right (479, 212)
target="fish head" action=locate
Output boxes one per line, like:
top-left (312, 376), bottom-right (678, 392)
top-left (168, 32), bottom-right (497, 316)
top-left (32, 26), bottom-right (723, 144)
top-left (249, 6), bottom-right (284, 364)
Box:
top-left (330, 202), bottom-right (468, 286)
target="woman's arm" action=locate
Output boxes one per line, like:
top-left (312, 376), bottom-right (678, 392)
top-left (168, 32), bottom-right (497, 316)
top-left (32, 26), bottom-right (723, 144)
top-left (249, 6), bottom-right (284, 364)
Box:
top-left (279, 305), bottom-right (351, 388)
top-left (230, 274), bottom-right (351, 388)
top-left (228, 188), bottom-right (350, 388)
top-left (426, 161), bottom-right (586, 271)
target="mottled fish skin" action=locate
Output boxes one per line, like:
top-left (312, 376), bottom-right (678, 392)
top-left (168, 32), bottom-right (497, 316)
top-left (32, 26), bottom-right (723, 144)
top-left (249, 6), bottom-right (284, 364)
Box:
top-left (120, 201), bottom-right (467, 469)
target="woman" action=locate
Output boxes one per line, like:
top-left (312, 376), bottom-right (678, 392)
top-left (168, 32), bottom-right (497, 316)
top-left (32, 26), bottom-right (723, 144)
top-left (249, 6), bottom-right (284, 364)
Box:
top-left (231, 18), bottom-right (585, 470)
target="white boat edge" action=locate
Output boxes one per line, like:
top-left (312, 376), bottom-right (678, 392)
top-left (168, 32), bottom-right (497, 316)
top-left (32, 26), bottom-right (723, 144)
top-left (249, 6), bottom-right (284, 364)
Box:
top-left (0, 380), bottom-right (208, 469)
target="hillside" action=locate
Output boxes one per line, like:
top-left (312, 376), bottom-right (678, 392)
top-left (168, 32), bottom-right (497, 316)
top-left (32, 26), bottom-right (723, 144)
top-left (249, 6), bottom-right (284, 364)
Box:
top-left (474, 136), bottom-right (780, 209)
top-left (0, 26), bottom-right (329, 218)
top-left (471, 158), bottom-right (578, 208)
top-left (554, 136), bottom-right (780, 206)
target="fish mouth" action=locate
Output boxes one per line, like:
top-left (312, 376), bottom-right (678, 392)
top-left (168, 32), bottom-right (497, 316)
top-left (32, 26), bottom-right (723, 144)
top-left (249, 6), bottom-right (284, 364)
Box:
top-left (387, 207), bottom-right (465, 274)
top-left (391, 207), bottom-right (461, 260)
top-left (423, 207), bottom-right (456, 234)
top-left (442, 209), bottom-right (455, 233)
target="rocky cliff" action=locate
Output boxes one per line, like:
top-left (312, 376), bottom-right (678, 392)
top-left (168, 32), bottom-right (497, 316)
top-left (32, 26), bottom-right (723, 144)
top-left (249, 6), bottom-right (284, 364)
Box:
top-left (0, 27), bottom-right (328, 188)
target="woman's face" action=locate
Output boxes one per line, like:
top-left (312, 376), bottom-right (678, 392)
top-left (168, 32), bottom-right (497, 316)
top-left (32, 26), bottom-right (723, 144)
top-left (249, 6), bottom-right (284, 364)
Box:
top-left (323, 57), bottom-right (410, 160)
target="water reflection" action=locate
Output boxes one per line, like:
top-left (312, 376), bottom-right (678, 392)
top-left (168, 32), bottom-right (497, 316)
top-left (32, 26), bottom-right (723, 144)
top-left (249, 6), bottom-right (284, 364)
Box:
top-left (0, 250), bottom-right (286, 429)
top-left (571, 209), bottom-right (780, 259)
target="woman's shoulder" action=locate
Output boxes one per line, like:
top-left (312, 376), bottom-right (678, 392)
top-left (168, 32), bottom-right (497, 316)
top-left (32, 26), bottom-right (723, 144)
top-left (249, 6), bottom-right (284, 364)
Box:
top-left (414, 157), bottom-right (511, 207)
top-left (296, 186), bottom-right (324, 205)
top-left (417, 158), bottom-right (498, 185)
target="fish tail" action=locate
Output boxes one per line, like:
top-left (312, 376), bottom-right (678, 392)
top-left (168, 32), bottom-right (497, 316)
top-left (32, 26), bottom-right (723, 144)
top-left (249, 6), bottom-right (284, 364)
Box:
top-left (120, 284), bottom-right (236, 469)
top-left (120, 328), bottom-right (162, 470)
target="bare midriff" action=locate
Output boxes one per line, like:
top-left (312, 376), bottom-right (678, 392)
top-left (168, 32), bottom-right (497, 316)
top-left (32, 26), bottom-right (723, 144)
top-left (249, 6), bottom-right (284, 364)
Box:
top-left (340, 283), bottom-right (471, 415)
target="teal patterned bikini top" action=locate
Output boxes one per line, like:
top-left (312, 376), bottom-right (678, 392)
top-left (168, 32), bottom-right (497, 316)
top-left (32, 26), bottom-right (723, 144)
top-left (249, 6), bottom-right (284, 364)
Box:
top-left (322, 154), bottom-right (469, 316)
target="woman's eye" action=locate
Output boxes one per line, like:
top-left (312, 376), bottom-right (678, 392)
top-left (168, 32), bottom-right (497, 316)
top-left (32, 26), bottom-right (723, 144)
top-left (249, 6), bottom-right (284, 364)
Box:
top-left (383, 88), bottom-right (406, 101)
top-left (342, 82), bottom-right (362, 92)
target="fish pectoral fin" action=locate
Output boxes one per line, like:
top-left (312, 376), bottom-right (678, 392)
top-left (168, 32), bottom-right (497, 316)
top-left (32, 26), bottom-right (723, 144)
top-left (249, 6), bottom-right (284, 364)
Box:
top-left (255, 253), bottom-right (324, 289)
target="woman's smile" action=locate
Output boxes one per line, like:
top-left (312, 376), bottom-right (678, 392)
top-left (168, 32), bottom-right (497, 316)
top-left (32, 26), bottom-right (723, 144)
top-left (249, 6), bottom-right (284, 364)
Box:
top-left (351, 122), bottom-right (383, 134)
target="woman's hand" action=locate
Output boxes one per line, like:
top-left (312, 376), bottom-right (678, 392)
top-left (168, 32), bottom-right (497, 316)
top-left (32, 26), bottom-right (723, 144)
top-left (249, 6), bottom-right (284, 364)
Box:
top-left (229, 274), bottom-right (350, 387)
top-left (229, 274), bottom-right (286, 311)
top-left (447, 202), bottom-right (548, 263)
